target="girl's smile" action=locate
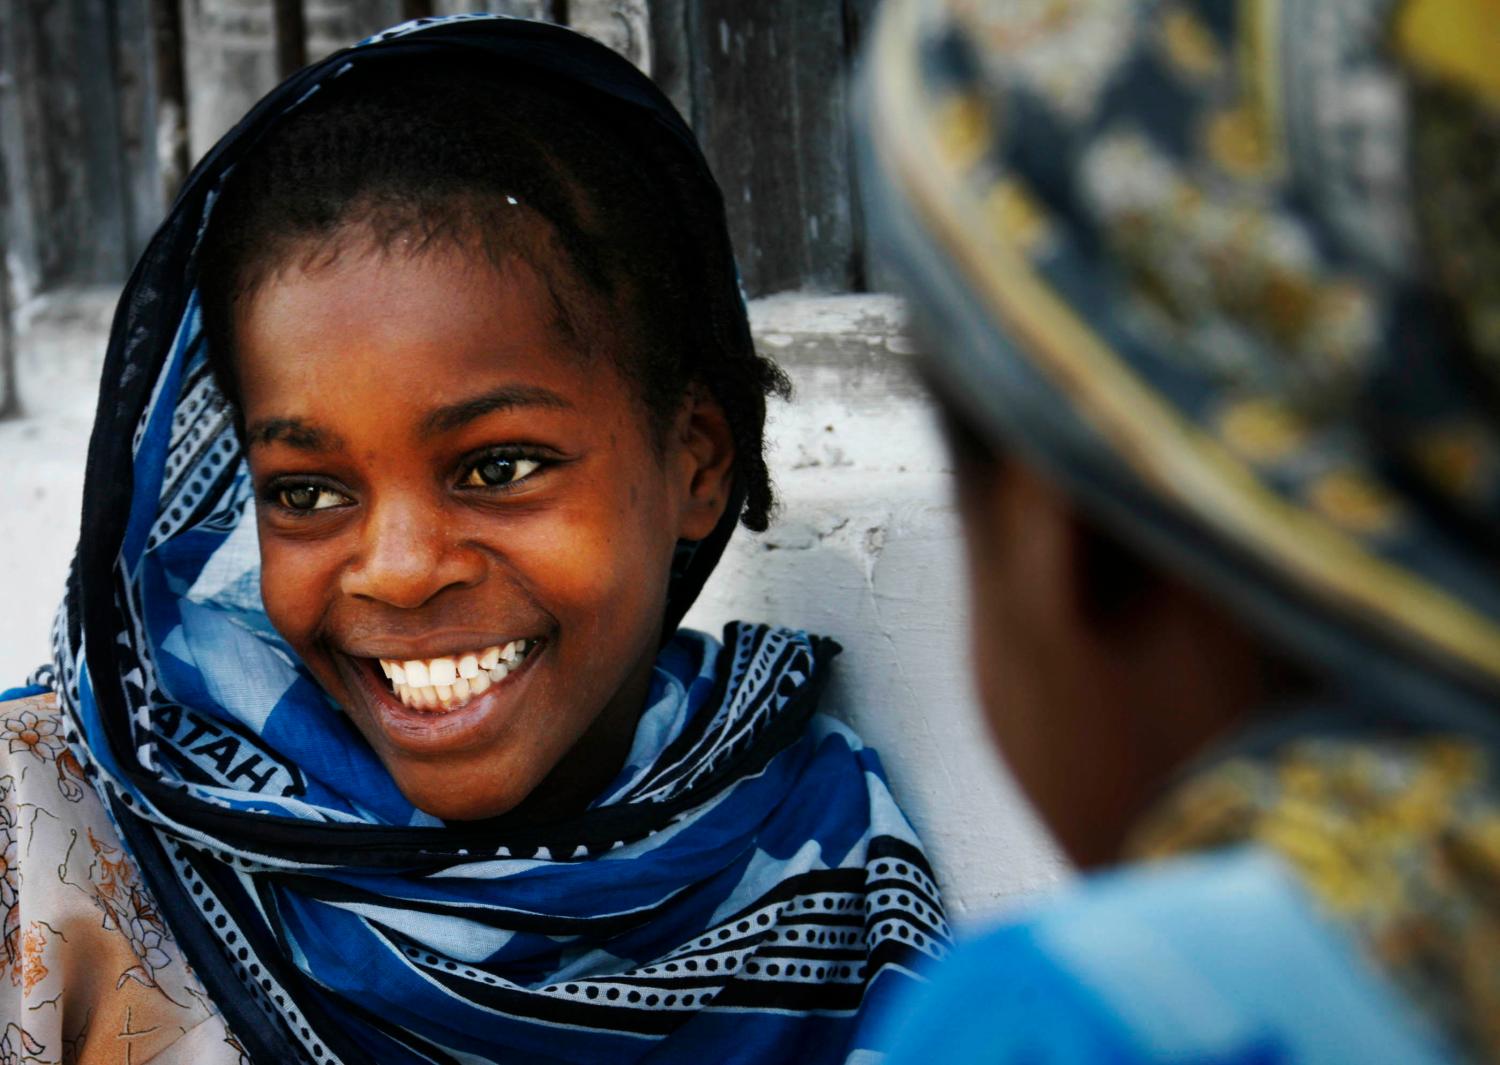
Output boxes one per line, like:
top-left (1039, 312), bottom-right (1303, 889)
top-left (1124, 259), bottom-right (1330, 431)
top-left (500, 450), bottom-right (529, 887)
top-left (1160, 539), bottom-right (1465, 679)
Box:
top-left (377, 637), bottom-right (539, 712)
top-left (333, 635), bottom-right (548, 757)
top-left (233, 235), bottom-right (735, 821)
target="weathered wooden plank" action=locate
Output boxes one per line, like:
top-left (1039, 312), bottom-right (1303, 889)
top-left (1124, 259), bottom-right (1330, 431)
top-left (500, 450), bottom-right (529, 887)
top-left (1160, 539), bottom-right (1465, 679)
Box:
top-left (72, 0), bottom-right (136, 280)
top-left (0, 281), bottom-right (14, 419)
top-left (685, 0), bottom-right (855, 296)
top-left (569, 0), bottom-right (651, 71)
top-left (111, 0), bottom-right (163, 258)
top-left (183, 0), bottom-right (279, 159)
top-left (4, 0), bottom-right (66, 291)
top-left (0, 0), bottom-right (32, 304)
top-left (645, 0), bottom-right (692, 121)
top-left (842, 0), bottom-right (899, 294)
top-left (151, 0), bottom-right (191, 207)
top-left (432, 0), bottom-right (556, 19)
top-left (0, 0), bottom-right (136, 288)
top-left (0, 101), bottom-right (15, 419)
top-left (306, 0), bottom-right (404, 60)
top-left (273, 0), bottom-right (308, 77)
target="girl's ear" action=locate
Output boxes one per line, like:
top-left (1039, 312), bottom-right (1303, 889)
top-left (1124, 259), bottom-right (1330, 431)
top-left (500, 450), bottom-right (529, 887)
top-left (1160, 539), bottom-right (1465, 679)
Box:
top-left (673, 385), bottom-right (737, 542)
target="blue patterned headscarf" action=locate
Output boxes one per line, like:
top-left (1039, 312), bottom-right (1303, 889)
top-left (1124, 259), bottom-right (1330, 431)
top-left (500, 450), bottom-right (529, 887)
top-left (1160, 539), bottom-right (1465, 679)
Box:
top-left (42, 16), bottom-right (946, 1063)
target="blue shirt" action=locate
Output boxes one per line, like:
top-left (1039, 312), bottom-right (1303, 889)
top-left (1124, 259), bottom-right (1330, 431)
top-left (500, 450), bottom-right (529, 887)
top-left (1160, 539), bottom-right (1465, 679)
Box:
top-left (879, 849), bottom-right (1451, 1064)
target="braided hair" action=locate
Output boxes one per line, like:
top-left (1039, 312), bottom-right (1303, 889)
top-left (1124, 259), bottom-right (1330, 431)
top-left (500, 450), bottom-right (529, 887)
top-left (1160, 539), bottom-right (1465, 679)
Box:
top-left (197, 61), bottom-right (788, 530)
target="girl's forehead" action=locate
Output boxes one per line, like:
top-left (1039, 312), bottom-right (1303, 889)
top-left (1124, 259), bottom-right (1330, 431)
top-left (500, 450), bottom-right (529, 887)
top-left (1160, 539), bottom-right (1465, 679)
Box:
top-left (229, 239), bottom-right (661, 458)
top-left (248, 238), bottom-right (589, 360)
top-left (243, 213), bottom-right (611, 360)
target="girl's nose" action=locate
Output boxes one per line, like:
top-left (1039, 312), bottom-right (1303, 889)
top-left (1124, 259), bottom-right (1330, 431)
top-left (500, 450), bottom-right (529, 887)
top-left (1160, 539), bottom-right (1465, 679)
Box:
top-left (339, 495), bottom-right (483, 608)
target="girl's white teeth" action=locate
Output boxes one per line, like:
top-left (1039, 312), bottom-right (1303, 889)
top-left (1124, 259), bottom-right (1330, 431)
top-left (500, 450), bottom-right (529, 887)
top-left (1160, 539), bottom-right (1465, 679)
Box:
top-left (380, 640), bottom-right (534, 712)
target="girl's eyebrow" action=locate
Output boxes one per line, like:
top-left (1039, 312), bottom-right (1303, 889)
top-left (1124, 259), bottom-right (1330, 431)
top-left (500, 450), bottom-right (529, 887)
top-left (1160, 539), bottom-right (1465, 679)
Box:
top-left (419, 385), bottom-right (574, 439)
top-left (246, 417), bottom-right (346, 452)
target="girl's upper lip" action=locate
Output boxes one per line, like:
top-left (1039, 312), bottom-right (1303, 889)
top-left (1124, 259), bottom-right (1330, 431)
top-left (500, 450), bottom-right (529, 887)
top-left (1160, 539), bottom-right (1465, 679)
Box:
top-left (338, 632), bottom-right (541, 660)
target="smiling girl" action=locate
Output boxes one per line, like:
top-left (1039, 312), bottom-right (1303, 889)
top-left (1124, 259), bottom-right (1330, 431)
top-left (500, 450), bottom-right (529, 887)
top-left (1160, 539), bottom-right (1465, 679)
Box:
top-left (0, 16), bottom-right (945, 1065)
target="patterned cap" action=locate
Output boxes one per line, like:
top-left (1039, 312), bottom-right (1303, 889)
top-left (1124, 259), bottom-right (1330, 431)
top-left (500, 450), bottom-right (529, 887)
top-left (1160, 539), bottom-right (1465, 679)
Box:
top-left (859, 0), bottom-right (1500, 725)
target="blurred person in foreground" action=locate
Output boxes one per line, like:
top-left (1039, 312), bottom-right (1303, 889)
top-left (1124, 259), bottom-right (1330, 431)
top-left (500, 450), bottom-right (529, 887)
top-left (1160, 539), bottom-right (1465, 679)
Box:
top-left (859, 0), bottom-right (1500, 1061)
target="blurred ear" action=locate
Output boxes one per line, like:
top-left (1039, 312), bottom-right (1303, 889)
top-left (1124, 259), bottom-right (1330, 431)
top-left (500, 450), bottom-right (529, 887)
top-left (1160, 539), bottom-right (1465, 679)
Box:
top-left (673, 385), bottom-right (736, 541)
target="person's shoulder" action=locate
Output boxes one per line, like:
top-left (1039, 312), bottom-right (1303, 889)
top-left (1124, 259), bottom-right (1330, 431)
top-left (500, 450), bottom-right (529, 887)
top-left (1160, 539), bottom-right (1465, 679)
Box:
top-left (880, 849), bottom-right (1451, 1065)
top-left (0, 690), bottom-right (246, 1063)
top-left (0, 689), bottom-right (89, 797)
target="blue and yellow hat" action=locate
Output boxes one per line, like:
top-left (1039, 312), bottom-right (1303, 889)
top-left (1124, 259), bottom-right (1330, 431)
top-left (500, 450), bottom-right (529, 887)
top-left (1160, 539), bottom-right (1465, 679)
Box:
top-left (859, 0), bottom-right (1500, 729)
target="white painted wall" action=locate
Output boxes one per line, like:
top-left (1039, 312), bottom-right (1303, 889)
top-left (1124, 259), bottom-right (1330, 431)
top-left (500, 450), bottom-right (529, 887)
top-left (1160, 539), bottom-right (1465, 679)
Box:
top-left (0, 290), bottom-right (108, 695)
top-left (685, 295), bottom-right (1067, 921)
top-left (0, 289), bottom-right (1067, 924)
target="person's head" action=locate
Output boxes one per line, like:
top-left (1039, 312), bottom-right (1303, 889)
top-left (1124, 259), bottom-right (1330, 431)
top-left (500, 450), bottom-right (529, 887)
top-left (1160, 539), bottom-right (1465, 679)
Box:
top-left (862, 0), bottom-right (1500, 867)
top-left (934, 383), bottom-right (1297, 867)
top-left (196, 63), bottom-right (788, 821)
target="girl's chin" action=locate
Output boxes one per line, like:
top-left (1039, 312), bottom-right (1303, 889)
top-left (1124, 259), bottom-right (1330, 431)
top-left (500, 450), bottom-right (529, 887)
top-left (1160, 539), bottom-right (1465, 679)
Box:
top-left (391, 770), bottom-right (534, 822)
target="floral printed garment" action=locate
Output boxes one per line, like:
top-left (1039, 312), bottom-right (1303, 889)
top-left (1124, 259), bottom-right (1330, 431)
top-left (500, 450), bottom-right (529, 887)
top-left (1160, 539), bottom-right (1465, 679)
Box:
top-left (1128, 734), bottom-right (1500, 1065)
top-left (0, 693), bottom-right (243, 1064)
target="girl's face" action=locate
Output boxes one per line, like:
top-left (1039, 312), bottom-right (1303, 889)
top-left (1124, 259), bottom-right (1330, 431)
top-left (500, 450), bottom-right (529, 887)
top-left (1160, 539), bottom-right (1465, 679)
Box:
top-left (234, 239), bottom-right (734, 820)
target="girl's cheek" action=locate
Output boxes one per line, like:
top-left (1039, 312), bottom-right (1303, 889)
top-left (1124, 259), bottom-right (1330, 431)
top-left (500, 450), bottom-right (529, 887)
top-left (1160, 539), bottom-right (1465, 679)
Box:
top-left (257, 538), bottom-right (335, 641)
top-left (500, 523), bottom-right (652, 645)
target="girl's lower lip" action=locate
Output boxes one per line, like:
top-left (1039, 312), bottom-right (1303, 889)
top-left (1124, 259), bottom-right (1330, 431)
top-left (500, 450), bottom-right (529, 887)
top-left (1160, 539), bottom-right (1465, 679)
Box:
top-left (339, 641), bottom-right (545, 754)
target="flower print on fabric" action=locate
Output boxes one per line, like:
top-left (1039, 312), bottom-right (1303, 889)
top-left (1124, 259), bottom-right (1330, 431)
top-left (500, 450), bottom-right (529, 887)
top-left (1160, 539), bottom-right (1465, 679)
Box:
top-left (0, 693), bottom-right (235, 1063)
top-left (18, 924), bottom-right (48, 994)
top-left (89, 828), bottom-right (175, 989)
top-left (1, 701), bottom-right (88, 808)
top-left (0, 781), bottom-right (18, 985)
top-left (2, 707), bottom-right (64, 765)
top-left (0, 1023), bottom-right (44, 1065)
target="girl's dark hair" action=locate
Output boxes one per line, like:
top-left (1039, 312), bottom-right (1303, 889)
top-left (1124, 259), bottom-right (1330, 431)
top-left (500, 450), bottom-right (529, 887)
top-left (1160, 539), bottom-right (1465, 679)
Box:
top-left (196, 62), bottom-right (788, 530)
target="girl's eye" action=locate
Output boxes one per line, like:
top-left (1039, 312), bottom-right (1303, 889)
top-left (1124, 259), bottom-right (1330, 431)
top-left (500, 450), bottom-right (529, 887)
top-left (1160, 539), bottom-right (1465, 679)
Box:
top-left (461, 455), bottom-right (542, 488)
top-left (275, 484), bottom-right (348, 511)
